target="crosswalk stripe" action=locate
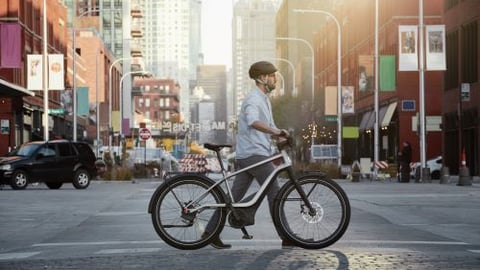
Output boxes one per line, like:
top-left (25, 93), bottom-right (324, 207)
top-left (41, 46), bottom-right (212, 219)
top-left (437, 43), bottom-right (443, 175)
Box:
top-left (30, 239), bottom-right (468, 247)
top-left (96, 248), bottom-right (162, 254)
top-left (0, 252), bottom-right (41, 260)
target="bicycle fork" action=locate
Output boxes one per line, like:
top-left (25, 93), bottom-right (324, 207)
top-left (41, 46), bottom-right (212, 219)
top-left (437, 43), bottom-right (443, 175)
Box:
top-left (286, 168), bottom-right (317, 216)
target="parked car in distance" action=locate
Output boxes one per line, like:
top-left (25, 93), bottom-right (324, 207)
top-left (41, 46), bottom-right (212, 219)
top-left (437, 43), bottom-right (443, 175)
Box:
top-left (0, 140), bottom-right (98, 190)
top-left (411, 156), bottom-right (442, 180)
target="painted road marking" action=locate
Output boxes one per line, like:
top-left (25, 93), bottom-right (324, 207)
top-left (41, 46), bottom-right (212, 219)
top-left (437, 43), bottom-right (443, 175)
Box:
top-left (30, 239), bottom-right (468, 247)
top-left (0, 252), bottom-right (40, 260)
top-left (96, 248), bottom-right (162, 254)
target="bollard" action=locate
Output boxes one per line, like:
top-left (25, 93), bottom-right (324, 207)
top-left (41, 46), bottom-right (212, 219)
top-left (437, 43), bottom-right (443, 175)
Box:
top-left (457, 167), bottom-right (472, 186)
top-left (414, 167), bottom-right (421, 182)
top-left (422, 168), bottom-right (431, 183)
top-left (439, 167), bottom-right (450, 184)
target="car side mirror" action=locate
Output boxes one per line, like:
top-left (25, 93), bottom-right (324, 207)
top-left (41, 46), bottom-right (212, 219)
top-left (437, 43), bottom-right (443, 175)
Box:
top-left (36, 153), bottom-right (45, 160)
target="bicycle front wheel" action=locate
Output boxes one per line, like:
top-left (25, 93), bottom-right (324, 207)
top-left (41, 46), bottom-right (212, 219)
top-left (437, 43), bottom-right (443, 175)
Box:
top-left (273, 175), bottom-right (350, 249)
top-left (150, 175), bottom-right (227, 250)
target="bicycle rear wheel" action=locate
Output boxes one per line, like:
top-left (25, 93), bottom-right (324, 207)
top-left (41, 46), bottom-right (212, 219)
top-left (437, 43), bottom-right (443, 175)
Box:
top-left (150, 175), bottom-right (227, 250)
top-left (273, 175), bottom-right (350, 249)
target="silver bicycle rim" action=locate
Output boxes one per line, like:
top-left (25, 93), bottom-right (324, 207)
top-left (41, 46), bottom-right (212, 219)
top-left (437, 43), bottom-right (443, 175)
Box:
top-left (279, 180), bottom-right (346, 245)
top-left (157, 181), bottom-right (221, 245)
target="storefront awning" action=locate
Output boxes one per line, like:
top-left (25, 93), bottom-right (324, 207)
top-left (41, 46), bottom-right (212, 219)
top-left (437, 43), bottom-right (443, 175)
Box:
top-left (365, 111), bottom-right (376, 130)
top-left (381, 102), bottom-right (397, 127)
top-left (378, 105), bottom-right (388, 126)
top-left (359, 111), bottom-right (372, 131)
top-left (359, 102), bottom-right (397, 131)
top-left (0, 78), bottom-right (35, 97)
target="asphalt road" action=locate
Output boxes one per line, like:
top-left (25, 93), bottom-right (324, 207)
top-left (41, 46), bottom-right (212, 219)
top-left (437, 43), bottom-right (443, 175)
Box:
top-left (1, 178), bottom-right (479, 269)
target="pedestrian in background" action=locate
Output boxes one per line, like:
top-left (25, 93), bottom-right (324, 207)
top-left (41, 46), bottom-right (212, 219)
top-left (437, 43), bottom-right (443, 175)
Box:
top-left (161, 156), bottom-right (171, 179)
top-left (399, 141), bottom-right (412, 182)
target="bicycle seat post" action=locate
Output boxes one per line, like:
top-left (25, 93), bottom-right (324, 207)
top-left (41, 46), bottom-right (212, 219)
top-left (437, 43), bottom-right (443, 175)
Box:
top-left (203, 143), bottom-right (231, 175)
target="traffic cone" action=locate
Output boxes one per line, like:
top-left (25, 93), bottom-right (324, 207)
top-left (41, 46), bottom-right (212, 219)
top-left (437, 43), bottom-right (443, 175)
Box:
top-left (458, 147), bottom-right (471, 186)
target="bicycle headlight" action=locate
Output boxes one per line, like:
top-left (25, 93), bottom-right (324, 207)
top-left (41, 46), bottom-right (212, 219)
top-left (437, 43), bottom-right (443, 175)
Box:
top-left (0, 164), bottom-right (12, 171)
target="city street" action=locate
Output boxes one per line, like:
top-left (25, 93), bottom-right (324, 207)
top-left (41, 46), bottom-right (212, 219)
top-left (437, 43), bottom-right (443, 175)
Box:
top-left (1, 178), bottom-right (479, 269)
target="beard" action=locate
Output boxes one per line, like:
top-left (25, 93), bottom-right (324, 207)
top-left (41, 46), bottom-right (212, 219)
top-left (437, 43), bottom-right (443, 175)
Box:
top-left (266, 82), bottom-right (276, 92)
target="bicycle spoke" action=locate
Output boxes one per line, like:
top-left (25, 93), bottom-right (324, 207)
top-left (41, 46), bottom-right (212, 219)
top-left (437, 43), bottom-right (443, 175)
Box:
top-left (150, 176), bottom-right (226, 249)
top-left (274, 177), bottom-right (350, 249)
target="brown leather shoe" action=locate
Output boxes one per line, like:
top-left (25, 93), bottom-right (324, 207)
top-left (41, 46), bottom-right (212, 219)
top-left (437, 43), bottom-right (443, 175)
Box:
top-left (202, 232), bottom-right (231, 249)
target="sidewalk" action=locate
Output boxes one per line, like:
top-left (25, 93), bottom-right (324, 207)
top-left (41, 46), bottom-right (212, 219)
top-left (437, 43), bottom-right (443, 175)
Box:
top-left (100, 174), bottom-right (480, 187)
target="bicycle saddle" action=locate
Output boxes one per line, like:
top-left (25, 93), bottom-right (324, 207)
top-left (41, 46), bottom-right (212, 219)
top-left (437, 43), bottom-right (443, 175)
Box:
top-left (203, 143), bottom-right (232, 152)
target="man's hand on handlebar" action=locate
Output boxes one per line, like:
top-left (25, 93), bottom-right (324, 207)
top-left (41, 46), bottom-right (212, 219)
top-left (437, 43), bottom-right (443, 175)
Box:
top-left (272, 128), bottom-right (290, 139)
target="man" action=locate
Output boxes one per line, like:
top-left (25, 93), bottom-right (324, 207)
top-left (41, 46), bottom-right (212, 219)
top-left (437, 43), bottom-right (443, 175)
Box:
top-left (399, 141), bottom-right (412, 182)
top-left (203, 61), bottom-right (291, 249)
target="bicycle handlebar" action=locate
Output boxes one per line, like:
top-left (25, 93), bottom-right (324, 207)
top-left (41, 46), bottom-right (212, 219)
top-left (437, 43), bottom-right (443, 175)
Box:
top-left (276, 135), bottom-right (293, 151)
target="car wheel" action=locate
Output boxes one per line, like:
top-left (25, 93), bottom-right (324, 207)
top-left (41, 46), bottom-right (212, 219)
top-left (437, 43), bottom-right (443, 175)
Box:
top-left (72, 169), bottom-right (90, 189)
top-left (10, 170), bottom-right (28, 190)
top-left (46, 182), bottom-right (63, 189)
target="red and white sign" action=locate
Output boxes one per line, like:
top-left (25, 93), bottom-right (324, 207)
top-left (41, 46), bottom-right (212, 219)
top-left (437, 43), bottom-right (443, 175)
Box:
top-left (374, 161), bottom-right (389, 169)
top-left (139, 128), bottom-right (151, 141)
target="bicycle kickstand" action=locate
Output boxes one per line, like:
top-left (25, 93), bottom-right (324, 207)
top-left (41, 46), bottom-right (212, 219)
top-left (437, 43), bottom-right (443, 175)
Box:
top-left (241, 227), bottom-right (253, 239)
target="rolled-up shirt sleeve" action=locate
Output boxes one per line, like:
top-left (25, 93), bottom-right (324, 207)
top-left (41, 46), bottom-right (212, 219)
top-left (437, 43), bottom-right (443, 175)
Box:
top-left (244, 103), bottom-right (259, 126)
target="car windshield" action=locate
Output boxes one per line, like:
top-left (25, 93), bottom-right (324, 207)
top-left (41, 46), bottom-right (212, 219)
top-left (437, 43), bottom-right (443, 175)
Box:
top-left (16, 144), bottom-right (41, 157)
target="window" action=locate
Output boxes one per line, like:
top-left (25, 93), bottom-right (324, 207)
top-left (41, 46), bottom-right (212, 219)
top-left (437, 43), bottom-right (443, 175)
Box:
top-left (444, 0), bottom-right (459, 10)
top-left (57, 143), bottom-right (73, 157)
top-left (445, 31), bottom-right (459, 90)
top-left (462, 21), bottom-right (478, 83)
top-left (145, 98), bottom-right (150, 107)
top-left (38, 144), bottom-right (56, 157)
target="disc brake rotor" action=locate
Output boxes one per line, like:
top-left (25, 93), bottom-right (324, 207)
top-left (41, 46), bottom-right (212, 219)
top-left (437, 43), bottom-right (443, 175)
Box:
top-left (301, 202), bottom-right (324, 223)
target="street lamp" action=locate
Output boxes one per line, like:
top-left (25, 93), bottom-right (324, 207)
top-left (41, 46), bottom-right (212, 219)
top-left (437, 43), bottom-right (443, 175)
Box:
top-left (276, 37), bottom-right (314, 103)
top-left (42, 0), bottom-right (48, 141)
top-left (95, 48), bottom-right (101, 157)
top-left (272, 58), bottom-right (296, 96)
top-left (119, 70), bottom-right (150, 137)
top-left (72, 8), bottom-right (120, 141)
top-left (275, 71), bottom-right (285, 96)
top-left (293, 9), bottom-right (342, 168)
top-left (108, 57), bottom-right (138, 151)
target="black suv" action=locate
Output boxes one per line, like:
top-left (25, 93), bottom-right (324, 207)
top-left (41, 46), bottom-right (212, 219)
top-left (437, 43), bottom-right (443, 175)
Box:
top-left (0, 140), bottom-right (98, 190)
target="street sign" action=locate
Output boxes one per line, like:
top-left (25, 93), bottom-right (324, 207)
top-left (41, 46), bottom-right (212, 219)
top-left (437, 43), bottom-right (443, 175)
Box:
top-left (325, 115), bottom-right (337, 122)
top-left (49, 108), bottom-right (65, 114)
top-left (461, 83), bottom-right (470, 102)
top-left (139, 128), bottom-right (151, 141)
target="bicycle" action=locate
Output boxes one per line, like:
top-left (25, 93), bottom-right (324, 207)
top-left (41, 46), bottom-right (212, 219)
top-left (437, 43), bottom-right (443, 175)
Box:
top-left (148, 137), bottom-right (350, 250)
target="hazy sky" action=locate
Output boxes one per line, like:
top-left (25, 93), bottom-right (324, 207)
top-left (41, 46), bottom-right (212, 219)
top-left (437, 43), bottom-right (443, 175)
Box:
top-left (201, 0), bottom-right (233, 68)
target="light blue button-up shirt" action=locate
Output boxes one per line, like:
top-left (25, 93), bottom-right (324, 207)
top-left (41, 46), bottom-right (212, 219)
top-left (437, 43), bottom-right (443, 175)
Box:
top-left (235, 87), bottom-right (277, 159)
